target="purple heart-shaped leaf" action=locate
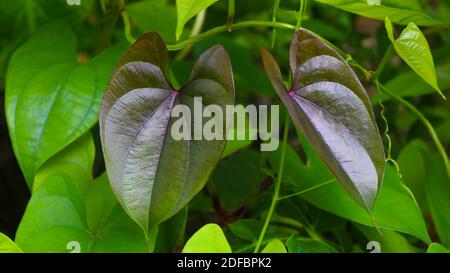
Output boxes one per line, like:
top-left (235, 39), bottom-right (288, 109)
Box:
top-left (261, 29), bottom-right (385, 210)
top-left (100, 32), bottom-right (235, 232)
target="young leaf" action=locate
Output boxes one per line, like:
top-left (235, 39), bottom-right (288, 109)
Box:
top-left (182, 224), bottom-right (232, 253)
top-left (0, 233), bottom-right (22, 253)
top-left (315, 0), bottom-right (442, 26)
top-left (5, 23), bottom-right (125, 185)
top-left (261, 29), bottom-right (385, 210)
top-left (262, 240), bottom-right (287, 253)
top-left (100, 32), bottom-right (235, 233)
top-left (385, 17), bottom-right (444, 99)
top-left (175, 0), bottom-right (218, 40)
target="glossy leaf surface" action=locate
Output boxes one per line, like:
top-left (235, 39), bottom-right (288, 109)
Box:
top-left (261, 29), bottom-right (385, 210)
top-left (385, 17), bottom-right (444, 98)
top-left (5, 23), bottom-right (124, 185)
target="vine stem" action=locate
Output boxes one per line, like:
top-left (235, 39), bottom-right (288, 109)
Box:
top-left (372, 45), bottom-right (393, 81)
top-left (118, 0), bottom-right (135, 44)
top-left (270, 0), bottom-right (281, 48)
top-left (167, 20), bottom-right (296, 50)
top-left (377, 81), bottom-right (450, 177)
top-left (175, 9), bottom-right (207, 61)
top-left (227, 0), bottom-right (235, 31)
top-left (254, 115), bottom-right (290, 253)
top-left (277, 179), bottom-right (336, 201)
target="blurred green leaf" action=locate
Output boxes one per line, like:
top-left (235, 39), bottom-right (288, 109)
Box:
top-left (195, 36), bottom-right (274, 97)
top-left (422, 151), bottom-right (450, 248)
top-left (128, 0), bottom-right (177, 42)
top-left (385, 17), bottom-right (444, 98)
top-left (396, 140), bottom-right (429, 213)
top-left (182, 224), bottom-right (232, 253)
top-left (315, 0), bottom-right (442, 26)
top-left (0, 0), bottom-right (92, 87)
top-left (0, 233), bottom-right (22, 253)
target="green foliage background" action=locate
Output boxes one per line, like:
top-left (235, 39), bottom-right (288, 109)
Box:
top-left (1, 0), bottom-right (450, 253)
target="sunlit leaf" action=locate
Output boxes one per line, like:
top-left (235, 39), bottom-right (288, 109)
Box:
top-left (385, 17), bottom-right (444, 99)
top-left (182, 224), bottom-right (232, 253)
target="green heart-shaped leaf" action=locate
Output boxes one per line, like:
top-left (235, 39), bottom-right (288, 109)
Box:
top-left (261, 29), bottom-right (385, 210)
top-left (100, 32), bottom-right (235, 233)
